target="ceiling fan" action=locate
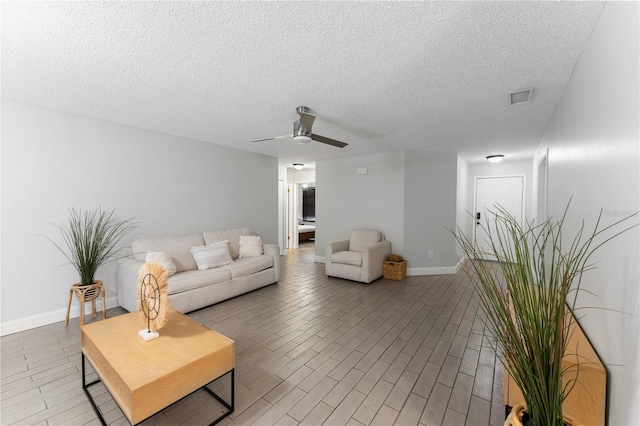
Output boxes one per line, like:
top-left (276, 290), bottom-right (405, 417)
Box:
top-left (251, 106), bottom-right (348, 148)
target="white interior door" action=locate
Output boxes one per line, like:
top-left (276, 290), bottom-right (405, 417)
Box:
top-left (474, 176), bottom-right (524, 253)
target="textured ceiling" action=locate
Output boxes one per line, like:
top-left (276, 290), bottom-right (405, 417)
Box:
top-left (2, 1), bottom-right (604, 168)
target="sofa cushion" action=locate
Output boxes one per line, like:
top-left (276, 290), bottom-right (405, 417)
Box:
top-left (167, 268), bottom-right (232, 295)
top-left (239, 235), bottom-right (263, 258)
top-left (145, 251), bottom-right (177, 276)
top-left (330, 251), bottom-right (362, 267)
top-left (190, 241), bottom-right (233, 270)
top-left (222, 254), bottom-right (273, 279)
top-left (203, 227), bottom-right (250, 260)
top-left (132, 234), bottom-right (203, 272)
top-left (349, 229), bottom-right (382, 253)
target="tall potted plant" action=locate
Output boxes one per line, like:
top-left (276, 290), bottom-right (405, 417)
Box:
top-left (46, 207), bottom-right (137, 325)
top-left (47, 207), bottom-right (138, 285)
top-left (454, 204), bottom-right (635, 426)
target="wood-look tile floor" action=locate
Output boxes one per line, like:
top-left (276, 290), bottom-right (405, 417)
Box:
top-left (1, 242), bottom-right (504, 425)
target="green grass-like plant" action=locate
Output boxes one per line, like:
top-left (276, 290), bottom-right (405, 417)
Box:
top-left (454, 204), bottom-right (636, 426)
top-left (46, 207), bottom-right (138, 285)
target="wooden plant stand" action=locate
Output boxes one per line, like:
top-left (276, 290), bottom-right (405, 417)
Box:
top-left (65, 281), bottom-right (106, 327)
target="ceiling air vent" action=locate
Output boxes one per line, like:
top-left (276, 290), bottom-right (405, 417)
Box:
top-left (511, 89), bottom-right (533, 105)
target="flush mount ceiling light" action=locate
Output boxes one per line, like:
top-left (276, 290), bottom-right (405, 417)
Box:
top-left (293, 163), bottom-right (304, 170)
top-left (486, 155), bottom-right (505, 163)
top-left (293, 135), bottom-right (312, 144)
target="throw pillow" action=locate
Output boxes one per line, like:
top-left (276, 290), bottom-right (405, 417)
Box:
top-left (190, 241), bottom-right (233, 270)
top-left (239, 235), bottom-right (263, 258)
top-left (203, 227), bottom-right (250, 260)
top-left (145, 251), bottom-right (177, 276)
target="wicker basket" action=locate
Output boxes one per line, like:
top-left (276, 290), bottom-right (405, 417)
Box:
top-left (384, 260), bottom-right (407, 280)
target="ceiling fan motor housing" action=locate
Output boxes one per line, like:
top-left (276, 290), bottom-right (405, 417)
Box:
top-left (296, 106), bottom-right (311, 115)
top-left (294, 106), bottom-right (315, 141)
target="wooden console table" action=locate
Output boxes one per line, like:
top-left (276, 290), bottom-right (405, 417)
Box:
top-left (81, 308), bottom-right (235, 425)
top-left (504, 306), bottom-right (606, 425)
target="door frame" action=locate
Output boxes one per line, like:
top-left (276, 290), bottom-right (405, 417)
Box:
top-left (536, 149), bottom-right (549, 224)
top-left (287, 182), bottom-right (296, 249)
top-left (278, 179), bottom-right (286, 255)
top-left (472, 174), bottom-right (526, 250)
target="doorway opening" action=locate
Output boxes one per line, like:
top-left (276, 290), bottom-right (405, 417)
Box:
top-left (298, 185), bottom-right (316, 248)
top-left (281, 162), bottom-right (317, 255)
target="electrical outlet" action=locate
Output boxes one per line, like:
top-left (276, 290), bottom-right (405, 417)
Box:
top-left (428, 250), bottom-right (434, 258)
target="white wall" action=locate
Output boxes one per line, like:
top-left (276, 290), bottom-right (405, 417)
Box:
top-left (287, 169), bottom-right (315, 184)
top-left (533, 2), bottom-right (639, 424)
top-left (1, 101), bottom-right (278, 333)
top-left (316, 152), bottom-right (405, 261)
top-left (404, 151), bottom-right (458, 272)
top-left (316, 150), bottom-right (459, 274)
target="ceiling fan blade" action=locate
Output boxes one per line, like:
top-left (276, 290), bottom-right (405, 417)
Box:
top-left (311, 134), bottom-right (348, 148)
top-left (251, 134), bottom-right (291, 143)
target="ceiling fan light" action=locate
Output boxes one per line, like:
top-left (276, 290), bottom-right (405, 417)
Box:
top-left (294, 135), bottom-right (312, 144)
top-left (293, 163), bottom-right (304, 170)
top-left (486, 154), bottom-right (505, 163)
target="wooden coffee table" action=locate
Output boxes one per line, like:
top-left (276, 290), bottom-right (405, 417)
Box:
top-left (81, 308), bottom-right (234, 425)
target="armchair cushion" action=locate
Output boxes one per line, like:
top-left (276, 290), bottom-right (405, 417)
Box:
top-left (349, 229), bottom-right (383, 252)
top-left (331, 251), bottom-right (362, 267)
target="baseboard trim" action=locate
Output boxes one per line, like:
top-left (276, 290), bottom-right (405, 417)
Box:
top-left (0, 296), bottom-right (119, 336)
top-left (407, 266), bottom-right (458, 276)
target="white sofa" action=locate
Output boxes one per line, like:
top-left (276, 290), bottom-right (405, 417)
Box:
top-left (117, 227), bottom-right (280, 313)
top-left (326, 229), bottom-right (391, 283)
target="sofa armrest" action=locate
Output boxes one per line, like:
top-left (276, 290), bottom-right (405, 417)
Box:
top-left (325, 239), bottom-right (350, 275)
top-left (263, 244), bottom-right (281, 281)
top-left (360, 240), bottom-right (392, 283)
top-left (117, 257), bottom-right (144, 312)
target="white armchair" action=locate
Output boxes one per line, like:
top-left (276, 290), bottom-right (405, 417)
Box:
top-left (326, 229), bottom-right (392, 283)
